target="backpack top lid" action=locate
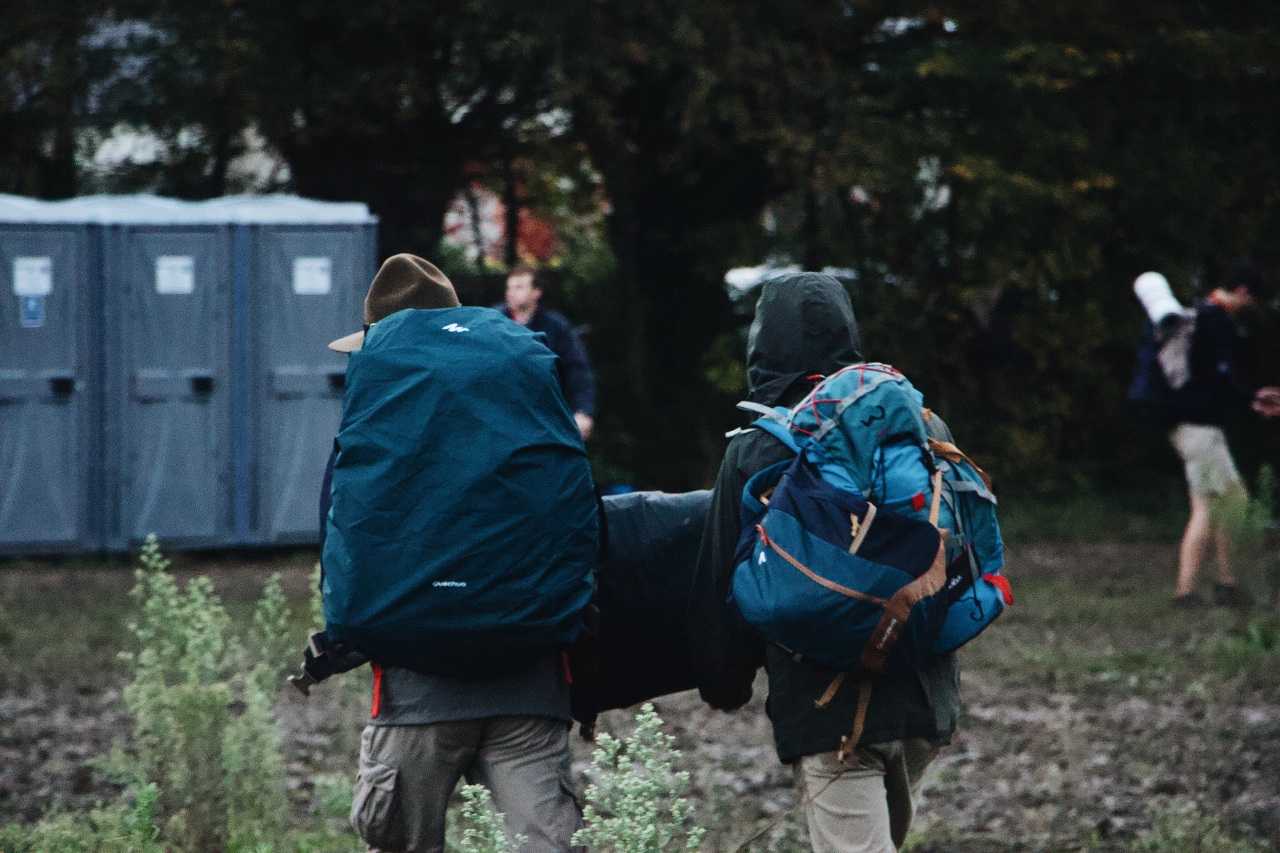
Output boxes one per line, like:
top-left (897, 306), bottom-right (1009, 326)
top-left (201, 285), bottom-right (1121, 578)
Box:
top-left (742, 363), bottom-right (930, 496)
top-left (739, 361), bottom-right (1002, 567)
top-left (351, 305), bottom-right (587, 452)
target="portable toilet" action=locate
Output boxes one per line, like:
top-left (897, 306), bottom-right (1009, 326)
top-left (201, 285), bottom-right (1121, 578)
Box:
top-left (0, 196), bottom-right (102, 555)
top-left (224, 197), bottom-right (377, 546)
top-left (92, 196), bottom-right (240, 551)
top-left (0, 194), bottom-right (376, 555)
top-left (98, 195), bottom-right (376, 551)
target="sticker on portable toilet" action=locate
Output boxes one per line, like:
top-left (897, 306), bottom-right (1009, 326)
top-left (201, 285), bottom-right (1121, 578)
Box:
top-left (13, 257), bottom-right (52, 296)
top-left (19, 295), bottom-right (46, 328)
top-left (293, 257), bottom-right (332, 295)
top-left (155, 255), bottom-right (195, 294)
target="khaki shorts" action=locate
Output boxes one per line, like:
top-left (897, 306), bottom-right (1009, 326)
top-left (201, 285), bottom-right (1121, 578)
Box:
top-left (1169, 424), bottom-right (1244, 497)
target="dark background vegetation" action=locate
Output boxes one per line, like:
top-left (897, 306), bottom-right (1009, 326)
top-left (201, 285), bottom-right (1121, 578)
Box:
top-left (6, 1), bottom-right (1280, 500)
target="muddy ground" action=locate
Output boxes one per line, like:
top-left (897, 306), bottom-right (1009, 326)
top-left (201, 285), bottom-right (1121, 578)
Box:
top-left (1, 541), bottom-right (1278, 850)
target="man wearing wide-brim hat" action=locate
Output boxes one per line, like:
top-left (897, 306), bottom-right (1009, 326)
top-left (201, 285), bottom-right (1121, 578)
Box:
top-left (327, 253), bottom-right (461, 353)
top-left (320, 253), bottom-right (587, 853)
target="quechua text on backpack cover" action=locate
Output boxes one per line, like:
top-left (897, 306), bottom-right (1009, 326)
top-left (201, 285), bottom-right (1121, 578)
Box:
top-left (322, 307), bottom-right (598, 677)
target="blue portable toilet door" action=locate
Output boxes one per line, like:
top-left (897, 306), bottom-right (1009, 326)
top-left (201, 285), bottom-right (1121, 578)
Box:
top-left (251, 227), bottom-right (365, 544)
top-left (112, 227), bottom-right (233, 547)
top-left (0, 229), bottom-right (95, 552)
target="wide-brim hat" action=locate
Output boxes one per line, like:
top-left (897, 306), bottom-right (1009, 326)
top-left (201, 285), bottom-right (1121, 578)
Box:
top-left (328, 253), bottom-right (461, 352)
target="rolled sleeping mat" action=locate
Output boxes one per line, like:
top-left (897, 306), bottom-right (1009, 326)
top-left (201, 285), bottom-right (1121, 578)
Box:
top-left (570, 490), bottom-right (712, 725)
top-left (1133, 271), bottom-right (1186, 334)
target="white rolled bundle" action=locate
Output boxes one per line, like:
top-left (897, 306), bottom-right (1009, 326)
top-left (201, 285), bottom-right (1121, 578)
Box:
top-left (1133, 271), bottom-right (1195, 388)
top-left (1133, 272), bottom-right (1184, 328)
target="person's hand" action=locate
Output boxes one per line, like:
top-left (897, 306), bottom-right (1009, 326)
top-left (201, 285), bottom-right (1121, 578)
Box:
top-left (1252, 386), bottom-right (1280, 418)
top-left (574, 412), bottom-right (595, 440)
top-left (1256, 386), bottom-right (1280, 403)
top-left (1251, 397), bottom-right (1280, 417)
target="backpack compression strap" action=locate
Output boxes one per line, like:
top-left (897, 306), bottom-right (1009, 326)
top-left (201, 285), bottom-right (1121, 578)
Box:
top-left (834, 470), bottom-right (948, 764)
top-left (927, 437), bottom-right (993, 491)
top-left (729, 402), bottom-right (806, 448)
top-left (749, 417), bottom-right (802, 454)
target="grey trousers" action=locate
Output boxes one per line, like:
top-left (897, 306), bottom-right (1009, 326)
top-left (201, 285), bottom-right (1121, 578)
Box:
top-left (793, 738), bottom-right (938, 853)
top-left (350, 716), bottom-right (582, 853)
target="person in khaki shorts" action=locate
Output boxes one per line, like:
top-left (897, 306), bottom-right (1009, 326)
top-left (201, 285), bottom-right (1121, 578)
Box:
top-left (323, 254), bottom-right (583, 853)
top-left (1165, 261), bottom-right (1280, 608)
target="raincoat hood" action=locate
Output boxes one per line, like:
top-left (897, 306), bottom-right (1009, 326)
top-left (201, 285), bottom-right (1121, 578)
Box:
top-left (746, 272), bottom-right (862, 405)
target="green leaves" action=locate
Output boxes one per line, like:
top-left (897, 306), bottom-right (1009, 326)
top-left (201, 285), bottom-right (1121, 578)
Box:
top-left (120, 535), bottom-right (291, 852)
top-left (572, 703), bottom-right (705, 852)
top-left (7, 2), bottom-right (1280, 491)
top-left (457, 784), bottom-right (526, 853)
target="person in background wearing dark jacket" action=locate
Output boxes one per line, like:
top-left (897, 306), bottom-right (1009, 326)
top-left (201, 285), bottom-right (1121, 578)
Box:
top-left (687, 272), bottom-right (960, 853)
top-left (500, 265), bottom-right (596, 440)
top-left (1169, 261), bottom-right (1280, 608)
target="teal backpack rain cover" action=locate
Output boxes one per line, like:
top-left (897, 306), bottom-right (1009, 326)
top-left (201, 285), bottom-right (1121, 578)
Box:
top-left (322, 307), bottom-right (598, 677)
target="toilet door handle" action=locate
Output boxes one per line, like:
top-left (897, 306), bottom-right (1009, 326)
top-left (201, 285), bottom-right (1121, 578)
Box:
top-left (49, 374), bottom-right (76, 396)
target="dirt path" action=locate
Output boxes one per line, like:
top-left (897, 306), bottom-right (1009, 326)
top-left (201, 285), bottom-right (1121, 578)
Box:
top-left (2, 543), bottom-right (1278, 849)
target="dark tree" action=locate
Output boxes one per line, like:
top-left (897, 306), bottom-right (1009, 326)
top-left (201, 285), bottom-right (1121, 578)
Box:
top-left (241, 0), bottom-right (556, 257)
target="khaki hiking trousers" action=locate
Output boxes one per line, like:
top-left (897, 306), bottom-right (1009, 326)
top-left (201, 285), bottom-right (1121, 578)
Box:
top-left (793, 738), bottom-right (938, 853)
top-left (351, 716), bottom-right (582, 853)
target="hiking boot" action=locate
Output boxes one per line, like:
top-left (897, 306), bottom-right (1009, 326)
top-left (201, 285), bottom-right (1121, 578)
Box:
top-left (1172, 592), bottom-right (1207, 609)
top-left (1213, 583), bottom-right (1252, 608)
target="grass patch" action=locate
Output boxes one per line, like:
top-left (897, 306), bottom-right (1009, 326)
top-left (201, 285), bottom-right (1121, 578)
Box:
top-left (0, 553), bottom-right (320, 693)
top-left (3, 535), bottom-right (1279, 849)
top-left (1123, 808), bottom-right (1269, 852)
top-left (959, 548), bottom-right (1280, 694)
top-left (999, 487), bottom-right (1186, 544)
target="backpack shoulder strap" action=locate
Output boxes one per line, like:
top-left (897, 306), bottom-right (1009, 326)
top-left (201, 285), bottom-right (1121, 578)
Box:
top-left (731, 400), bottom-right (805, 453)
top-left (736, 400), bottom-right (789, 422)
top-left (750, 416), bottom-right (802, 454)
top-left (728, 401), bottom-right (796, 440)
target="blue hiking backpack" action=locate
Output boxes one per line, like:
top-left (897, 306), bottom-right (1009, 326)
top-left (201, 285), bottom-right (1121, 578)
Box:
top-left (729, 363), bottom-right (1009, 746)
top-left (322, 307), bottom-right (598, 677)
top-left (1127, 321), bottom-right (1174, 425)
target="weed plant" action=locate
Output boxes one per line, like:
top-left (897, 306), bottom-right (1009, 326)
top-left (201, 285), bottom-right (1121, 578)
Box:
top-left (0, 784), bottom-right (164, 853)
top-left (0, 540), bottom-right (722, 852)
top-left (456, 784), bottom-right (524, 852)
top-left (449, 702), bottom-right (704, 851)
top-left (6, 535), bottom-right (296, 852)
top-left (571, 702), bottom-right (705, 852)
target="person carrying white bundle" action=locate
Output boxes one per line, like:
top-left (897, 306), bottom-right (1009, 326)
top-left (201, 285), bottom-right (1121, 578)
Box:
top-left (1131, 261), bottom-right (1280, 608)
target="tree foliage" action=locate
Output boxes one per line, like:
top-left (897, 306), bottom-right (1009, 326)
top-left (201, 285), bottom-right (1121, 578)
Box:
top-left (7, 1), bottom-right (1280, 491)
